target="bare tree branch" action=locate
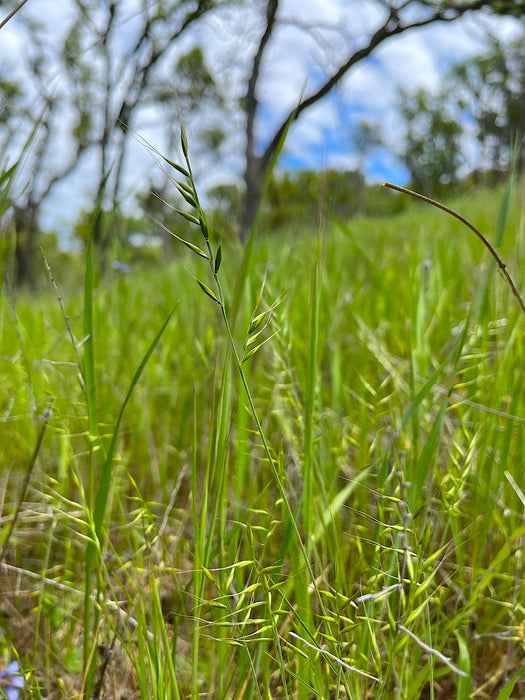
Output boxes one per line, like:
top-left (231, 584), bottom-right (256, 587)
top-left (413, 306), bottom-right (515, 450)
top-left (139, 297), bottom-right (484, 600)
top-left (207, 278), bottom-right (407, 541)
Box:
top-left (259, 0), bottom-right (488, 174)
top-left (0, 0), bottom-right (30, 31)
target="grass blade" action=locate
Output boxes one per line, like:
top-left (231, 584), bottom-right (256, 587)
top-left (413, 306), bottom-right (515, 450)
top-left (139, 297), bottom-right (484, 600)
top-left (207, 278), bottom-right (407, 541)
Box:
top-left (496, 666), bottom-right (525, 700)
top-left (92, 305), bottom-right (177, 537)
top-left (407, 316), bottom-right (469, 512)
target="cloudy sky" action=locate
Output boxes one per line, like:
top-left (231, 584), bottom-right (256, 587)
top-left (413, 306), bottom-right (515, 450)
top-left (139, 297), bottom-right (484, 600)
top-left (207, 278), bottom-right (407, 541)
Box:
top-left (0, 0), bottom-right (522, 233)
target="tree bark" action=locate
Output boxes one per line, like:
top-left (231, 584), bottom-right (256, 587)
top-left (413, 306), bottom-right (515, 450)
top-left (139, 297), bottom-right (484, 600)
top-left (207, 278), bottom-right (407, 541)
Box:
top-left (12, 204), bottom-right (39, 288)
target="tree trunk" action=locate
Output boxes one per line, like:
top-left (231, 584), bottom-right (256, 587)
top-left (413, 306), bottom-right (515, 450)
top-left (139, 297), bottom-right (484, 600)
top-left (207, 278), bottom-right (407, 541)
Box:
top-left (240, 0), bottom-right (279, 242)
top-left (240, 154), bottom-right (264, 242)
top-left (12, 205), bottom-right (39, 288)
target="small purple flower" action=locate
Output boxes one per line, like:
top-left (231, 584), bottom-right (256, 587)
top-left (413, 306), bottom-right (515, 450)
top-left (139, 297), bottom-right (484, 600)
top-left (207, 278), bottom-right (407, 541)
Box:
top-left (111, 260), bottom-right (132, 273)
top-left (0, 660), bottom-right (24, 700)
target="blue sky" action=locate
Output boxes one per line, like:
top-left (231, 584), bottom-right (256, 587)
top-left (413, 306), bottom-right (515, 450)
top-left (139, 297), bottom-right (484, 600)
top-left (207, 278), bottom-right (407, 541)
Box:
top-left (0, 0), bottom-right (522, 233)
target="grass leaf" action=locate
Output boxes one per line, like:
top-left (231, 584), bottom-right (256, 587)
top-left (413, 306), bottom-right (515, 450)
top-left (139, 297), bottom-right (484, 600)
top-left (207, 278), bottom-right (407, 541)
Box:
top-left (197, 279), bottom-right (220, 304)
top-left (92, 305), bottom-right (177, 539)
top-left (214, 244), bottom-right (222, 273)
top-left (161, 155), bottom-right (190, 178)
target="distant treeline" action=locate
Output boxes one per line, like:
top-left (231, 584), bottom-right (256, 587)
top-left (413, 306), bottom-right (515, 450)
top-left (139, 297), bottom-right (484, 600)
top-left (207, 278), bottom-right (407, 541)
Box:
top-left (206, 166), bottom-right (510, 237)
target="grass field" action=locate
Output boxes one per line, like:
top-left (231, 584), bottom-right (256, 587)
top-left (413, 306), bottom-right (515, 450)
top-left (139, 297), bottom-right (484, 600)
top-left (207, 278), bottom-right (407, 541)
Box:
top-left (1, 170), bottom-right (525, 698)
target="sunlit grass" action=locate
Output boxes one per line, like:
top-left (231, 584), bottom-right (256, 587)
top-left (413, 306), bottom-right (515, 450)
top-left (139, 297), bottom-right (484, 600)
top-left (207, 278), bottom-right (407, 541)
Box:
top-left (1, 178), bottom-right (525, 699)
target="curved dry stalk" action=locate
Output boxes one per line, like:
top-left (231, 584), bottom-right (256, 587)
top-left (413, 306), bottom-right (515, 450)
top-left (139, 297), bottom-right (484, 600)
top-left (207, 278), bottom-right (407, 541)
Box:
top-left (0, 0), bottom-right (30, 30)
top-left (383, 182), bottom-right (525, 316)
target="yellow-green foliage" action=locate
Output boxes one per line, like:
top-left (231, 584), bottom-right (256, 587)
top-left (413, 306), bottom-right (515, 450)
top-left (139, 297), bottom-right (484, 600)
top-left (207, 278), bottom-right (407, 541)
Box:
top-left (1, 184), bottom-right (524, 699)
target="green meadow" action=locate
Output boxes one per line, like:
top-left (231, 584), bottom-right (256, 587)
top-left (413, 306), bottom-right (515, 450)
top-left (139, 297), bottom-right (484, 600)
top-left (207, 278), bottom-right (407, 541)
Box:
top-left (1, 172), bottom-right (525, 698)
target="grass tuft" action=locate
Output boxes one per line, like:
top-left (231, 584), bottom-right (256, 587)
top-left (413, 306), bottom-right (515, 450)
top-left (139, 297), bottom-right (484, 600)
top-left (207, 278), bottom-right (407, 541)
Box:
top-left (1, 144), bottom-right (524, 698)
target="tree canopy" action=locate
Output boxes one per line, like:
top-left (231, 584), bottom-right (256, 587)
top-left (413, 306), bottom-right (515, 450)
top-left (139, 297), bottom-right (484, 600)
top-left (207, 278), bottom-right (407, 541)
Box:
top-left (392, 29), bottom-right (525, 194)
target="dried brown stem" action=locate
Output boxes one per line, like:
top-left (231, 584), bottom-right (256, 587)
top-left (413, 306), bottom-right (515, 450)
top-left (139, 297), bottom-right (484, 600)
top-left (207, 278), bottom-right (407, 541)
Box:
top-left (383, 182), bottom-right (525, 316)
top-left (0, 0), bottom-right (30, 30)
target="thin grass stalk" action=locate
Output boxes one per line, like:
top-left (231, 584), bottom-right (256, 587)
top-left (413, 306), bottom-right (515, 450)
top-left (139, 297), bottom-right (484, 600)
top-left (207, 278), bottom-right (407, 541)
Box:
top-left (0, 402), bottom-right (52, 559)
top-left (215, 359), bottom-right (233, 568)
top-left (190, 387), bottom-right (203, 700)
top-left (81, 191), bottom-right (102, 697)
top-left (303, 262), bottom-right (319, 545)
top-left (295, 261), bottom-right (320, 699)
top-left (150, 573), bottom-right (182, 700)
top-left (31, 510), bottom-right (58, 695)
top-left (201, 364), bottom-right (226, 567)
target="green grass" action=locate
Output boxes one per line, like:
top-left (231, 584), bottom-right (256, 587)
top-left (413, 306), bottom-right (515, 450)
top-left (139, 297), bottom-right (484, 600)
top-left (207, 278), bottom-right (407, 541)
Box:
top-left (1, 178), bottom-right (525, 699)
